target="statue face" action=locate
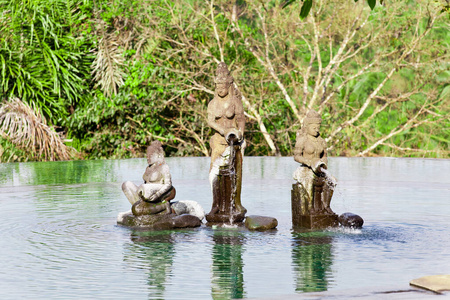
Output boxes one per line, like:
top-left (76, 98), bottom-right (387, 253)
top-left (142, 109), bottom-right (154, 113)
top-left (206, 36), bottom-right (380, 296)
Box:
top-left (148, 150), bottom-right (164, 165)
top-left (306, 123), bottom-right (320, 137)
top-left (216, 82), bottom-right (230, 98)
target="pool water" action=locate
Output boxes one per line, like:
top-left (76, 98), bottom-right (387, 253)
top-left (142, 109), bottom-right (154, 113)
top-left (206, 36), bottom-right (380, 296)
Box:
top-left (0, 157), bottom-right (449, 299)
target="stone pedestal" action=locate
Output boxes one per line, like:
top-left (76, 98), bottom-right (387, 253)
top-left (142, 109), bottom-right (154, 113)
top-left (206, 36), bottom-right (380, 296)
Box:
top-left (206, 150), bottom-right (246, 224)
top-left (291, 183), bottom-right (338, 229)
top-left (293, 214), bottom-right (338, 229)
top-left (118, 212), bottom-right (202, 230)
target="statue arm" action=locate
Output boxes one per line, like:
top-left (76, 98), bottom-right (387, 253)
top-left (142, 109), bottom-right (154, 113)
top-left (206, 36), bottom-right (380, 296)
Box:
top-left (294, 136), bottom-right (312, 167)
top-left (145, 165), bottom-right (172, 202)
top-left (235, 97), bottom-right (245, 140)
top-left (207, 101), bottom-right (225, 136)
top-left (322, 144), bottom-right (328, 166)
top-left (317, 138), bottom-right (328, 169)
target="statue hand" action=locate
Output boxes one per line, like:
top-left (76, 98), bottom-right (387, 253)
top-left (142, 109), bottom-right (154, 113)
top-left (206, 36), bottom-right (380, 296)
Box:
top-left (313, 160), bottom-right (327, 173)
top-left (147, 193), bottom-right (158, 202)
top-left (225, 128), bottom-right (242, 144)
top-left (237, 130), bottom-right (243, 142)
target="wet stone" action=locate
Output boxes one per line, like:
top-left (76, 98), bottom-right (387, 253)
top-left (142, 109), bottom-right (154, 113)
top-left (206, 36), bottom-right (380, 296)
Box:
top-left (244, 215), bottom-right (278, 231)
top-left (338, 212), bottom-right (364, 228)
top-left (171, 200), bottom-right (205, 221)
top-left (118, 212), bottom-right (201, 230)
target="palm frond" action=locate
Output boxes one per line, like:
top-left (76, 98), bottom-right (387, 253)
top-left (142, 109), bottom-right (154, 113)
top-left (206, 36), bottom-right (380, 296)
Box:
top-left (91, 24), bottom-right (125, 97)
top-left (0, 98), bottom-right (75, 161)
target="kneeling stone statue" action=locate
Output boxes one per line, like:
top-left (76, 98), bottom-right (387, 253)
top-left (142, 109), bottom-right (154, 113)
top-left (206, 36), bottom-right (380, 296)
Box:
top-left (291, 110), bottom-right (338, 229)
top-left (118, 141), bottom-right (203, 229)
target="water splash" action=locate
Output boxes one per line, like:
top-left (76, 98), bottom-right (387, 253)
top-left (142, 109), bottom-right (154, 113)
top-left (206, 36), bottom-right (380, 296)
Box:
top-left (320, 168), bottom-right (337, 190)
top-left (327, 227), bottom-right (363, 235)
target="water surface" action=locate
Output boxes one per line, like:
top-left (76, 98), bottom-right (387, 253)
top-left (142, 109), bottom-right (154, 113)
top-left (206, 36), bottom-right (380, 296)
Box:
top-left (0, 157), bottom-right (449, 299)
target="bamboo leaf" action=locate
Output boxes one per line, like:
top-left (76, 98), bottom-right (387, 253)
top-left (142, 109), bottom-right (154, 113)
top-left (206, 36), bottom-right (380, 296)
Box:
top-left (300, 0), bottom-right (313, 20)
top-left (367, 0), bottom-right (376, 10)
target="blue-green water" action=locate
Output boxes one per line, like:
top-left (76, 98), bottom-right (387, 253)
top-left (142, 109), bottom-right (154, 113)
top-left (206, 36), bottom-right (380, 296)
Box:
top-left (0, 157), bottom-right (449, 299)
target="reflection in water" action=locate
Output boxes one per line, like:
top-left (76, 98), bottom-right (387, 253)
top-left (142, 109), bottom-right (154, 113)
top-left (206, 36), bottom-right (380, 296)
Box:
top-left (211, 229), bottom-right (246, 299)
top-left (291, 231), bottom-right (334, 292)
top-left (2, 158), bottom-right (450, 299)
top-left (124, 231), bottom-right (176, 300)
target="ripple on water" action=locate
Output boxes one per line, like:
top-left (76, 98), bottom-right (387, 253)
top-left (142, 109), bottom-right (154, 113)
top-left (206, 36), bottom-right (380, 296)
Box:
top-left (1, 158), bottom-right (450, 299)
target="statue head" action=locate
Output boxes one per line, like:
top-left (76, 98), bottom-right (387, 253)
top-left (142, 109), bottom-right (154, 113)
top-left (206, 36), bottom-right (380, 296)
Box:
top-left (146, 140), bottom-right (165, 165)
top-left (214, 62), bottom-right (233, 98)
top-left (303, 110), bottom-right (322, 138)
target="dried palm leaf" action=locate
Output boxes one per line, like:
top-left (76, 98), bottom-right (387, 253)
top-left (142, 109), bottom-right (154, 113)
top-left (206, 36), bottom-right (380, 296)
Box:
top-left (0, 98), bottom-right (74, 161)
top-left (91, 26), bottom-right (126, 97)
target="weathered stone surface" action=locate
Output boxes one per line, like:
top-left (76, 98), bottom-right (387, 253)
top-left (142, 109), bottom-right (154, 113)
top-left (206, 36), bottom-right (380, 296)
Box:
top-left (292, 214), bottom-right (339, 229)
top-left (338, 212), bottom-right (364, 228)
top-left (410, 275), bottom-right (450, 293)
top-left (292, 183), bottom-right (339, 229)
top-left (293, 110), bottom-right (336, 216)
top-left (132, 199), bottom-right (171, 216)
top-left (206, 62), bottom-right (246, 224)
top-left (291, 110), bottom-right (343, 229)
top-left (172, 200), bottom-right (206, 221)
top-left (121, 141), bottom-right (174, 206)
top-left (244, 215), bottom-right (278, 231)
top-left (117, 212), bottom-right (201, 230)
top-left (117, 210), bottom-right (132, 223)
top-left (206, 211), bottom-right (246, 224)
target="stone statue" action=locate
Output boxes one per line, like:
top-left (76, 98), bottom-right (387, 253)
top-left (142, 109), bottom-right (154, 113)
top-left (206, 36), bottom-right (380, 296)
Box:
top-left (118, 141), bottom-right (202, 229)
top-left (291, 110), bottom-right (338, 228)
top-left (122, 141), bottom-right (175, 216)
top-left (205, 62), bottom-right (247, 224)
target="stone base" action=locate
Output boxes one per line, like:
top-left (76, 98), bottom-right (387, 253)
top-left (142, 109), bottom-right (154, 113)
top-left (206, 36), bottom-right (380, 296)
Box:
top-left (205, 211), bottom-right (246, 224)
top-left (118, 212), bottom-right (201, 230)
top-left (244, 215), bottom-right (278, 231)
top-left (293, 214), bottom-right (338, 229)
top-left (171, 200), bottom-right (205, 221)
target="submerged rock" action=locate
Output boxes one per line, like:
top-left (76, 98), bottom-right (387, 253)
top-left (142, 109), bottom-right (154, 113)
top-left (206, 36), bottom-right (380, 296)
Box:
top-left (244, 215), bottom-right (278, 231)
top-left (172, 200), bottom-right (205, 221)
top-left (338, 212), bottom-right (364, 228)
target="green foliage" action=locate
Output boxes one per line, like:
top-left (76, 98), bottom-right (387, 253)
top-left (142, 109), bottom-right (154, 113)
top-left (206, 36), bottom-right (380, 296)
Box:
top-left (367, 0), bottom-right (376, 10)
top-left (283, 0), bottom-right (380, 20)
top-left (0, 0), bottom-right (95, 123)
top-left (0, 137), bottom-right (28, 162)
top-left (300, 0), bottom-right (313, 20)
top-left (1, 0), bottom-right (448, 160)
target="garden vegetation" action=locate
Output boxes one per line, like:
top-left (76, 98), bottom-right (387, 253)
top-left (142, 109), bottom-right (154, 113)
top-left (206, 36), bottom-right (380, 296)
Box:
top-left (0, 0), bottom-right (449, 161)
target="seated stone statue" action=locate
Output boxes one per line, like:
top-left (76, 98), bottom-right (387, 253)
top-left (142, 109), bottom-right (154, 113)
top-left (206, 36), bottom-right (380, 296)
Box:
top-left (122, 141), bottom-right (175, 216)
top-left (206, 62), bottom-right (247, 223)
top-left (293, 110), bottom-right (336, 215)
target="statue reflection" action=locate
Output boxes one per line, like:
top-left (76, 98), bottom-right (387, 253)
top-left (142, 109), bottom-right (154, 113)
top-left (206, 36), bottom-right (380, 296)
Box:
top-left (124, 230), bottom-right (175, 299)
top-left (291, 231), bottom-right (334, 293)
top-left (211, 230), bottom-right (246, 299)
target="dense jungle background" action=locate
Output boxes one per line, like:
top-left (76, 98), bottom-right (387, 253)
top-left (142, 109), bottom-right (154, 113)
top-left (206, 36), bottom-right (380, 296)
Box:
top-left (1, 0), bottom-right (449, 162)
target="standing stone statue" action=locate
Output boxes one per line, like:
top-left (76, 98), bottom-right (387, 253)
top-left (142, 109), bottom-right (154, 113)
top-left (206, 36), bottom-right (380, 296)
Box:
top-left (291, 110), bottom-right (338, 228)
top-left (206, 62), bottom-right (247, 224)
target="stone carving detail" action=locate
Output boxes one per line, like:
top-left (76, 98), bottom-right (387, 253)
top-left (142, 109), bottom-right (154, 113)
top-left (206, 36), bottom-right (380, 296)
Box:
top-left (291, 110), bottom-right (338, 228)
top-left (206, 62), bottom-right (247, 224)
top-left (122, 141), bottom-right (174, 216)
top-left (118, 141), bottom-right (201, 229)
